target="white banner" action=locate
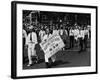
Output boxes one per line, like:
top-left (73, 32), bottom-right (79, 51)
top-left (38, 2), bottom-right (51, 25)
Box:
top-left (40, 33), bottom-right (65, 58)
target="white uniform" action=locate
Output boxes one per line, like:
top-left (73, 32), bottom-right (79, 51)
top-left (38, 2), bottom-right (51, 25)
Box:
top-left (39, 30), bottom-right (45, 42)
top-left (84, 29), bottom-right (89, 39)
top-left (26, 32), bottom-right (38, 65)
top-left (59, 29), bottom-right (63, 36)
top-left (69, 29), bottom-right (74, 36)
top-left (73, 29), bottom-right (79, 40)
top-left (78, 30), bottom-right (85, 39)
top-left (23, 29), bottom-right (27, 39)
top-left (53, 30), bottom-right (59, 35)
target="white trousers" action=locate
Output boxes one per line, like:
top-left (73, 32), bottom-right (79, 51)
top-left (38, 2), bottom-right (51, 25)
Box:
top-left (44, 54), bottom-right (56, 63)
top-left (28, 43), bottom-right (37, 64)
top-left (51, 55), bottom-right (56, 62)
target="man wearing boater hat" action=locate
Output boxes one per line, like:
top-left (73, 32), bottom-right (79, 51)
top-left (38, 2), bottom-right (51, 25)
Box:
top-left (25, 25), bottom-right (38, 66)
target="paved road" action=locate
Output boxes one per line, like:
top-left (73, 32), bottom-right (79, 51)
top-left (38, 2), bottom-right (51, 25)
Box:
top-left (23, 47), bottom-right (91, 69)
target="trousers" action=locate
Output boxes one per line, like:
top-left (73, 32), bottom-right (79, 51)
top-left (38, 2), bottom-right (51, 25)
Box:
top-left (44, 54), bottom-right (56, 63)
top-left (28, 43), bottom-right (37, 64)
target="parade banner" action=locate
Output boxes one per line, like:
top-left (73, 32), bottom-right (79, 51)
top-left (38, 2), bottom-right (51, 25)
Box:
top-left (40, 33), bottom-right (65, 58)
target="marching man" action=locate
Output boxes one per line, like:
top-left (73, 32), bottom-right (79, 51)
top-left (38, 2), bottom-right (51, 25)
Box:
top-left (39, 26), bottom-right (45, 42)
top-left (53, 26), bottom-right (59, 35)
top-left (73, 27), bottom-right (79, 41)
top-left (26, 25), bottom-right (38, 66)
top-left (43, 28), bottom-right (56, 68)
top-left (42, 28), bottom-right (51, 68)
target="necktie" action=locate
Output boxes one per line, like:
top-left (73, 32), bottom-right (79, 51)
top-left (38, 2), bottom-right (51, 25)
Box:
top-left (30, 33), bottom-right (32, 41)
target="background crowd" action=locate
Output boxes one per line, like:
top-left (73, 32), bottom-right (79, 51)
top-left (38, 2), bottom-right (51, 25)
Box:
top-left (22, 11), bottom-right (91, 67)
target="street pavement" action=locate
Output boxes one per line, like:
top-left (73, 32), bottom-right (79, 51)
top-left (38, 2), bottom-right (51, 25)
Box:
top-left (23, 46), bottom-right (91, 69)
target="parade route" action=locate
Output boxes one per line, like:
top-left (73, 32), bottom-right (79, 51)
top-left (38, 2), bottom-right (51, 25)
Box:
top-left (23, 47), bottom-right (90, 69)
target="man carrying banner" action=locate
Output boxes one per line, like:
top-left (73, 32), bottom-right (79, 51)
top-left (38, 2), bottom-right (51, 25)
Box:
top-left (42, 28), bottom-right (52, 68)
top-left (40, 27), bottom-right (65, 68)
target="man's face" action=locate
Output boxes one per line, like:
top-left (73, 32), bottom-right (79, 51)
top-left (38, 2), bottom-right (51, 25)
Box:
top-left (46, 29), bottom-right (49, 34)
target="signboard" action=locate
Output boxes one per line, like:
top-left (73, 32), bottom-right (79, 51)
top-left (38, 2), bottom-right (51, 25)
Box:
top-left (40, 33), bottom-right (65, 58)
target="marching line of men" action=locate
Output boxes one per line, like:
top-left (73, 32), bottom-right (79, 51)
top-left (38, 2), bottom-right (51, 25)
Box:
top-left (23, 24), bottom-right (90, 68)
top-left (69, 26), bottom-right (90, 52)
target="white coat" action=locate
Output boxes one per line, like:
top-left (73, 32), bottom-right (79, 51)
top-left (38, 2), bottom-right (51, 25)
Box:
top-left (39, 30), bottom-right (45, 42)
top-left (78, 30), bottom-right (85, 39)
top-left (69, 29), bottom-right (74, 36)
top-left (73, 29), bottom-right (79, 40)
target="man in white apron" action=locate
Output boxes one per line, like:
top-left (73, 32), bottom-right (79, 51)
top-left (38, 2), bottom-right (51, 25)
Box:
top-left (26, 25), bottom-right (38, 66)
top-left (39, 27), bottom-right (45, 42)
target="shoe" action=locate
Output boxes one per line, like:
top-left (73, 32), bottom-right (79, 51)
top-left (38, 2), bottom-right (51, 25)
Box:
top-left (27, 62), bottom-right (33, 67)
top-left (45, 62), bottom-right (51, 68)
top-left (27, 64), bottom-right (32, 67)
